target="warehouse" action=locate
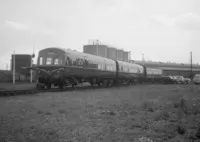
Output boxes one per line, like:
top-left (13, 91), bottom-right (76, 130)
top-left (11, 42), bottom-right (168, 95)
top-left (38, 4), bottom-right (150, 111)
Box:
top-left (130, 60), bottom-right (200, 78)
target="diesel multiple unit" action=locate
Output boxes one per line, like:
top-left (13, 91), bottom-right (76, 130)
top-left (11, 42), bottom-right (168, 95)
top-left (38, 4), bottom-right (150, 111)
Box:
top-left (30, 47), bottom-right (163, 89)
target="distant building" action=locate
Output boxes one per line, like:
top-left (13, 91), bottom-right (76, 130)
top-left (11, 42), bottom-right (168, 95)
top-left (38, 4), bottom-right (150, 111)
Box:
top-left (9, 54), bottom-right (36, 82)
top-left (129, 60), bottom-right (200, 78)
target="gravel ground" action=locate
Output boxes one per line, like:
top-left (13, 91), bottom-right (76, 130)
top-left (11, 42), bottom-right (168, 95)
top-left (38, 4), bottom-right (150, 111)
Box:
top-left (0, 84), bottom-right (200, 142)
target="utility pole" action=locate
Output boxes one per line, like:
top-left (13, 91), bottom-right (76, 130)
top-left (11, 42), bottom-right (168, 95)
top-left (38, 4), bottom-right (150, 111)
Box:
top-left (13, 51), bottom-right (15, 84)
top-left (190, 51), bottom-right (193, 79)
top-left (30, 57), bottom-right (32, 83)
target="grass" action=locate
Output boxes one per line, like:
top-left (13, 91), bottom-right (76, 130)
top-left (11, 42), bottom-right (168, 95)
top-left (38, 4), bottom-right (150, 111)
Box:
top-left (0, 84), bottom-right (200, 141)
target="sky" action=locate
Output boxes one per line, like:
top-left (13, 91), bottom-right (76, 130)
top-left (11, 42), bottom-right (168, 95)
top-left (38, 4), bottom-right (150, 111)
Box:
top-left (0, 0), bottom-right (200, 69)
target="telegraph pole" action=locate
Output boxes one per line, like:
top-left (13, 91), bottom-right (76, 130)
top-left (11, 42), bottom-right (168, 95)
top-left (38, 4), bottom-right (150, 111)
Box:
top-left (142, 53), bottom-right (145, 65)
top-left (190, 51), bottom-right (193, 79)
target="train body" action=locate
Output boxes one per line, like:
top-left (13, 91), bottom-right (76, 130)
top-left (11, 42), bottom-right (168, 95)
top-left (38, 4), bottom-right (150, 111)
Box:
top-left (30, 47), bottom-right (163, 88)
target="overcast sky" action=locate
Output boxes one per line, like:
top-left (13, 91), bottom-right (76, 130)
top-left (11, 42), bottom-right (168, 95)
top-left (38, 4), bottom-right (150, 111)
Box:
top-left (0, 0), bottom-right (200, 69)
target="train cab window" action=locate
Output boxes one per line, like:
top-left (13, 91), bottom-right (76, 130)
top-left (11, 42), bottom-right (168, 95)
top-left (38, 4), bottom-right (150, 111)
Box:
top-left (46, 57), bottom-right (52, 65)
top-left (39, 57), bottom-right (43, 65)
top-left (54, 58), bottom-right (59, 65)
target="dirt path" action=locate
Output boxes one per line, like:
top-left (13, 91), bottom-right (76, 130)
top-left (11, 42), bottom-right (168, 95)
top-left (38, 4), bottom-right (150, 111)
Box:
top-left (0, 84), bottom-right (200, 142)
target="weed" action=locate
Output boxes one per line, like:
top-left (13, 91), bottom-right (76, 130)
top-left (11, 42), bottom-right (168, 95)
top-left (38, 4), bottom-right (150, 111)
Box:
top-left (37, 110), bottom-right (44, 114)
top-left (44, 112), bottom-right (52, 115)
top-left (177, 125), bottom-right (186, 135)
top-left (141, 100), bottom-right (156, 112)
top-left (153, 110), bottom-right (170, 121)
top-left (195, 127), bottom-right (200, 139)
top-left (58, 109), bottom-right (66, 114)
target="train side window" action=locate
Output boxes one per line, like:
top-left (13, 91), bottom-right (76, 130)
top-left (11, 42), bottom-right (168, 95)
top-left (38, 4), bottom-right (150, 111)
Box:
top-left (46, 57), bottom-right (52, 65)
top-left (39, 57), bottom-right (43, 65)
top-left (98, 64), bottom-right (101, 69)
top-left (60, 59), bottom-right (63, 65)
top-left (54, 58), bottom-right (59, 65)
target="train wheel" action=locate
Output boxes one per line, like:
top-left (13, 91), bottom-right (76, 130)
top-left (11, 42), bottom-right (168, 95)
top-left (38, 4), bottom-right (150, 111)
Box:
top-left (46, 84), bottom-right (51, 89)
top-left (72, 84), bottom-right (76, 90)
top-left (58, 84), bottom-right (64, 89)
top-left (36, 83), bottom-right (45, 89)
top-left (97, 82), bottom-right (101, 87)
top-left (90, 82), bottom-right (94, 87)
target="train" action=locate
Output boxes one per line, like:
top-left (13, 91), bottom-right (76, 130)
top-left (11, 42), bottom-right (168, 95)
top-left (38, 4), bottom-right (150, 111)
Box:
top-left (24, 47), bottom-right (163, 89)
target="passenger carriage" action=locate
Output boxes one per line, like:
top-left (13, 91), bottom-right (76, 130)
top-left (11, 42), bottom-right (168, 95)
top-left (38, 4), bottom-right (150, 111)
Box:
top-left (36, 47), bottom-right (117, 88)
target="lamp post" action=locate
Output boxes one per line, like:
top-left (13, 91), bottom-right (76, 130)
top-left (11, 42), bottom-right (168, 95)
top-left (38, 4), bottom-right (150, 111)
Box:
top-left (13, 51), bottom-right (15, 84)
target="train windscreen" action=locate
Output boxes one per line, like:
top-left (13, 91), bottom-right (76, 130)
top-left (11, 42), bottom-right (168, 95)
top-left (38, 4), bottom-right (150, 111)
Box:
top-left (38, 56), bottom-right (63, 65)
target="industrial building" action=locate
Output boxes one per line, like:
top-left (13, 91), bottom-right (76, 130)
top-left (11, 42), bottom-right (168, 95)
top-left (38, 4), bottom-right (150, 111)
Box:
top-left (11, 54), bottom-right (32, 75)
top-left (9, 54), bottom-right (36, 82)
top-left (83, 40), bottom-right (130, 62)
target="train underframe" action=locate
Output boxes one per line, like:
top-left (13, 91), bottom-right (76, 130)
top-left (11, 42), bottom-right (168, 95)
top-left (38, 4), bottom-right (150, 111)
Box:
top-left (36, 76), bottom-right (163, 89)
top-left (35, 69), bottom-right (163, 90)
top-left (36, 75), bottom-right (140, 89)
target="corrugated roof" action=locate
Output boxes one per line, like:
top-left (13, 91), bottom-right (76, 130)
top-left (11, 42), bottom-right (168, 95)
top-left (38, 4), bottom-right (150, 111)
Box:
top-left (130, 60), bottom-right (200, 69)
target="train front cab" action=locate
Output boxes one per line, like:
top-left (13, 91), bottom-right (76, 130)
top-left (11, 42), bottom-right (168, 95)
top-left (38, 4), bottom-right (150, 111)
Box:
top-left (36, 48), bottom-right (65, 88)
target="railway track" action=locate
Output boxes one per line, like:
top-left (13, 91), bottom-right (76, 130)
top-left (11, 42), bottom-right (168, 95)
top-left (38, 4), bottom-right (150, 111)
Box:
top-left (0, 83), bottom-right (140, 97)
top-left (0, 81), bottom-right (177, 97)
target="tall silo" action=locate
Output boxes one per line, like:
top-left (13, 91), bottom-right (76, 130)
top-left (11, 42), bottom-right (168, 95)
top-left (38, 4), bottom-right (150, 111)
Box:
top-left (83, 44), bottom-right (108, 57)
top-left (116, 49), bottom-right (124, 61)
top-left (107, 47), bottom-right (117, 60)
top-left (97, 45), bottom-right (107, 58)
top-left (123, 51), bottom-right (129, 62)
top-left (83, 45), bottom-right (98, 56)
